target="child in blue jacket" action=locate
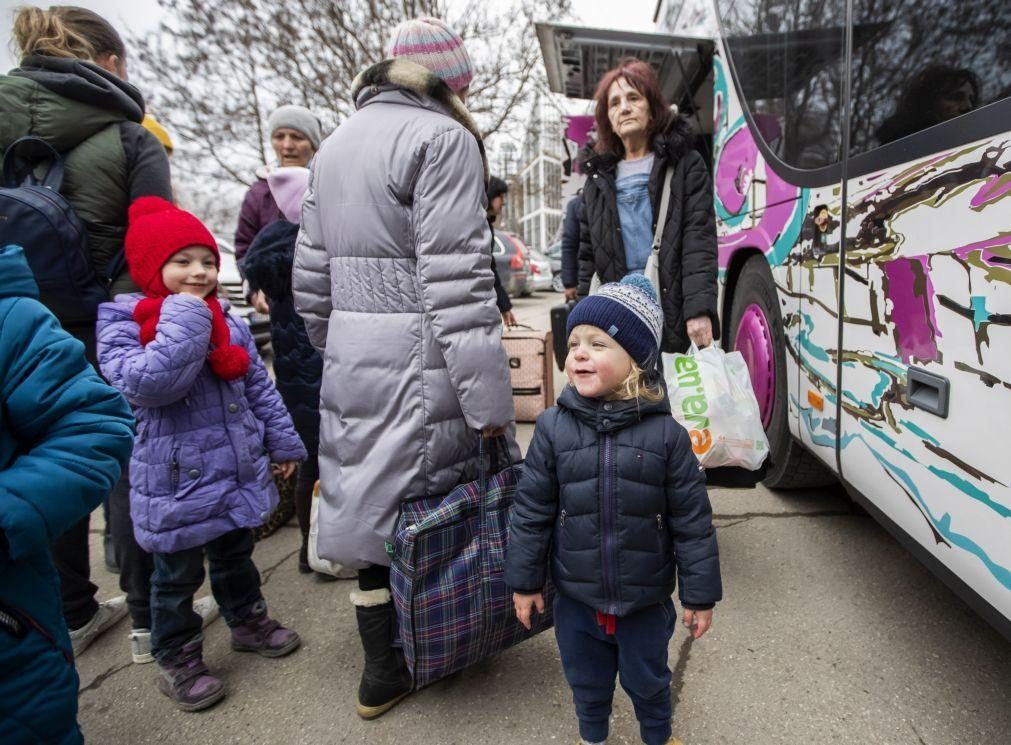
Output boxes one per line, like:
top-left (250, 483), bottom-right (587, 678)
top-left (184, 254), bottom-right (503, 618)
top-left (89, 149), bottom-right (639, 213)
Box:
top-left (505, 275), bottom-right (722, 745)
top-left (0, 244), bottom-right (134, 745)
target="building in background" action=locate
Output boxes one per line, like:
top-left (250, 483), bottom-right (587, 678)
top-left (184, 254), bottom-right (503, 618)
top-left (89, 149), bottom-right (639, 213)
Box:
top-left (502, 92), bottom-right (566, 253)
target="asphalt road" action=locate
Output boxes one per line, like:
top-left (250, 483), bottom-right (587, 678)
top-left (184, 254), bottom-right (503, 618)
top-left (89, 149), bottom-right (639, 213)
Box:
top-left (77, 290), bottom-right (1011, 744)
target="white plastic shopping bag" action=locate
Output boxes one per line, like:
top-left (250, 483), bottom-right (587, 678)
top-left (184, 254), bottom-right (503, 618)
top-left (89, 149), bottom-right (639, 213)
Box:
top-left (308, 482), bottom-right (357, 578)
top-left (663, 344), bottom-right (770, 470)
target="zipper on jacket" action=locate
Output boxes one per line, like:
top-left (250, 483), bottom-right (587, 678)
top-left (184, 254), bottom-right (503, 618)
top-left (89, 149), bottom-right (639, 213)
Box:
top-left (657, 514), bottom-right (663, 530)
top-left (0, 607), bottom-right (25, 638)
top-left (170, 447), bottom-right (180, 490)
top-left (559, 509), bottom-right (566, 527)
top-left (599, 433), bottom-right (620, 615)
top-left (0, 601), bottom-right (73, 665)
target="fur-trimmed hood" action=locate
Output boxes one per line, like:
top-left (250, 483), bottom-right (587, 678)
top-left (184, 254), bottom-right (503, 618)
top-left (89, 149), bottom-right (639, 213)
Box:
top-left (351, 58), bottom-right (488, 180)
top-left (582, 115), bottom-right (695, 176)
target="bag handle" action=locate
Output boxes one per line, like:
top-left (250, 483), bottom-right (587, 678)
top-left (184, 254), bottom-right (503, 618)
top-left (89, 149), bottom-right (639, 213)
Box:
top-left (2, 136), bottom-right (65, 190)
top-left (478, 433), bottom-right (515, 476)
top-left (650, 165), bottom-right (675, 252)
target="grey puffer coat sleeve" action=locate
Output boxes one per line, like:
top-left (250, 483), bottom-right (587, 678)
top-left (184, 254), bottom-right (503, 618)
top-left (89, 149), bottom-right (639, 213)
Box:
top-left (291, 171), bottom-right (329, 353)
top-left (414, 129), bottom-right (513, 430)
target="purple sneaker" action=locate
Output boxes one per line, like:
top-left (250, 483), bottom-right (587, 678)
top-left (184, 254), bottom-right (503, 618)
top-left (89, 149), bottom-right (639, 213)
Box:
top-left (156, 638), bottom-right (225, 712)
top-left (230, 605), bottom-right (301, 658)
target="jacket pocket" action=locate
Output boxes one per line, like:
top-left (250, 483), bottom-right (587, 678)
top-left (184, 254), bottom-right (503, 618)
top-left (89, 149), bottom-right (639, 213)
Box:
top-left (172, 443), bottom-right (205, 499)
top-left (244, 411), bottom-right (267, 456)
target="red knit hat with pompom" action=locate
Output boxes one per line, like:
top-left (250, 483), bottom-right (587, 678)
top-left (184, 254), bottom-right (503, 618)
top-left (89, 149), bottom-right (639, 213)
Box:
top-left (125, 196), bottom-right (218, 296)
top-left (126, 197), bottom-right (249, 381)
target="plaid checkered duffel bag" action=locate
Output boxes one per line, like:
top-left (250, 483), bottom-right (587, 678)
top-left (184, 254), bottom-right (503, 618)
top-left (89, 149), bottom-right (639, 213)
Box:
top-left (390, 438), bottom-right (555, 689)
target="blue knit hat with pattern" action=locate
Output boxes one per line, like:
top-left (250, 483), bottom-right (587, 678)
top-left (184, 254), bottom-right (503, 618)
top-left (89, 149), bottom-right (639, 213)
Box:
top-left (567, 275), bottom-right (663, 368)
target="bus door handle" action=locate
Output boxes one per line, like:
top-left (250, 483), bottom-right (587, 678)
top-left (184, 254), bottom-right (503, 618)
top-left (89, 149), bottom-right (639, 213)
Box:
top-left (906, 367), bottom-right (949, 418)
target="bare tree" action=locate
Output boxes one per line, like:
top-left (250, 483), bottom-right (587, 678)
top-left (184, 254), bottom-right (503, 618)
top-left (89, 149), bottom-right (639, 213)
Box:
top-left (131, 0), bottom-right (571, 230)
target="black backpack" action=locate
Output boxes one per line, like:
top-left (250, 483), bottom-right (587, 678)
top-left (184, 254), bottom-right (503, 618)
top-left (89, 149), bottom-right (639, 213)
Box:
top-left (0, 136), bottom-right (120, 324)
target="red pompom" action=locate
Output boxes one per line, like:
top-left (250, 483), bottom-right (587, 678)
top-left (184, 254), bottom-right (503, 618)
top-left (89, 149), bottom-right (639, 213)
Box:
top-left (128, 196), bottom-right (174, 222)
top-left (207, 344), bottom-right (250, 381)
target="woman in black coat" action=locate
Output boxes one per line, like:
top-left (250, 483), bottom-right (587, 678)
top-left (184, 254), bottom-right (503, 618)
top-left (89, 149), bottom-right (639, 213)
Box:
top-left (242, 198), bottom-right (323, 575)
top-left (577, 57), bottom-right (719, 354)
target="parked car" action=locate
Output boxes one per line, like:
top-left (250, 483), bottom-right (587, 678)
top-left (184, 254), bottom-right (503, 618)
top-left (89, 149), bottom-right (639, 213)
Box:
top-left (527, 247), bottom-right (555, 292)
top-left (216, 238), bottom-right (272, 350)
top-left (546, 241), bottom-right (565, 292)
top-left (493, 230), bottom-right (532, 297)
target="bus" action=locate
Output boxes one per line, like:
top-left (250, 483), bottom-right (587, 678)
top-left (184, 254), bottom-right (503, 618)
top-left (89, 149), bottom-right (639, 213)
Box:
top-left (537, 0), bottom-right (1010, 638)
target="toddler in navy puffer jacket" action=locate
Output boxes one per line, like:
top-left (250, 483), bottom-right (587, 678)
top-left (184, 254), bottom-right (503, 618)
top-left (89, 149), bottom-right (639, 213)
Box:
top-left (97, 198), bottom-right (307, 713)
top-left (505, 275), bottom-right (722, 745)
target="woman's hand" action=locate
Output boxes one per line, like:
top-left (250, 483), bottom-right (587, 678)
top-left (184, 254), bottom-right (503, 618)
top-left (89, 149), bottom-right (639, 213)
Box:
top-left (682, 608), bottom-right (713, 639)
top-left (513, 592), bottom-right (545, 630)
top-left (482, 424), bottom-right (509, 438)
top-left (271, 461), bottom-right (298, 479)
top-left (686, 315), bottom-right (713, 348)
top-left (251, 289), bottom-right (270, 314)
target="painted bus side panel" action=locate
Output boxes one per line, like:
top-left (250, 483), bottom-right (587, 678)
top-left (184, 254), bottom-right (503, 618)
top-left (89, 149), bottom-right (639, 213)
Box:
top-left (711, 36), bottom-right (1011, 623)
top-left (837, 142), bottom-right (1010, 621)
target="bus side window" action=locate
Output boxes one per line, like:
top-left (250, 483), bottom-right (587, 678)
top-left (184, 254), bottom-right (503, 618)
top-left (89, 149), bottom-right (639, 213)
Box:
top-left (849, 0), bottom-right (1010, 154)
top-left (716, 0), bottom-right (847, 170)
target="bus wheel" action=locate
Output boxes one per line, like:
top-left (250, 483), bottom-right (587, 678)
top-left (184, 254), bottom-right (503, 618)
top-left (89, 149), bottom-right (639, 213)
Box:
top-left (728, 255), bottom-right (835, 489)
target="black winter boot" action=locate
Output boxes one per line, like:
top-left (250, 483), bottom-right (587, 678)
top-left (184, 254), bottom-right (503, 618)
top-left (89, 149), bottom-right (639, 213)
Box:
top-left (298, 534), bottom-right (312, 574)
top-left (352, 589), bottom-right (412, 719)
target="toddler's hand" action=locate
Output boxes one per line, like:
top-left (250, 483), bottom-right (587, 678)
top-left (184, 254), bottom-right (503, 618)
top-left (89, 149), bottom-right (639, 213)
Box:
top-left (272, 461), bottom-right (298, 479)
top-left (682, 608), bottom-right (713, 639)
top-left (513, 592), bottom-right (544, 630)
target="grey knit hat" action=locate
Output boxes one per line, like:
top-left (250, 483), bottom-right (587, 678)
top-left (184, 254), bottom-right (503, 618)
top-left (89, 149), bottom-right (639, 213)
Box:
top-left (268, 105), bottom-right (322, 151)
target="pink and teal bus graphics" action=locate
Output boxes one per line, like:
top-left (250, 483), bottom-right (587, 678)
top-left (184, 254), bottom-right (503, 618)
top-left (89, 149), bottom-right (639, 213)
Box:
top-left (708, 0), bottom-right (1009, 638)
top-left (538, 0), bottom-right (1010, 637)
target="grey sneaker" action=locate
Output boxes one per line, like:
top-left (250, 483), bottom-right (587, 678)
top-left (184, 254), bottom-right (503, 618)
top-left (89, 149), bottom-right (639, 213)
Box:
top-left (130, 628), bottom-right (153, 664)
top-left (193, 595), bottom-right (219, 628)
top-left (130, 596), bottom-right (216, 665)
top-left (70, 596), bottom-right (128, 657)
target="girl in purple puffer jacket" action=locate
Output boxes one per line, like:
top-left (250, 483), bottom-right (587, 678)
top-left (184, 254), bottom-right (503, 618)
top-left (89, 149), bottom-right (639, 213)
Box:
top-left (97, 197), bottom-right (307, 713)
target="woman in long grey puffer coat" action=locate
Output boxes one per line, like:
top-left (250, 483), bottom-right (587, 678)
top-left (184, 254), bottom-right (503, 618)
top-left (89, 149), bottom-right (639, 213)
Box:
top-left (292, 18), bottom-right (515, 720)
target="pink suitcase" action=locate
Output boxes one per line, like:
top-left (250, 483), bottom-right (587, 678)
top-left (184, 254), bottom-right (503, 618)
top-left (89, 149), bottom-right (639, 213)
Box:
top-left (502, 327), bottom-right (554, 423)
